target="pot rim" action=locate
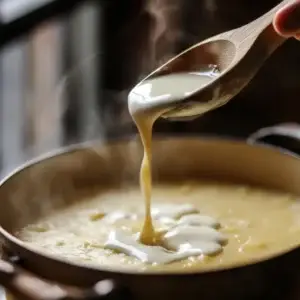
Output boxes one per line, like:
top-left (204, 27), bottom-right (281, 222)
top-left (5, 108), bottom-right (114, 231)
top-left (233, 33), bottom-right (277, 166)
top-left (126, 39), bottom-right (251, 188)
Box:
top-left (1, 134), bottom-right (299, 277)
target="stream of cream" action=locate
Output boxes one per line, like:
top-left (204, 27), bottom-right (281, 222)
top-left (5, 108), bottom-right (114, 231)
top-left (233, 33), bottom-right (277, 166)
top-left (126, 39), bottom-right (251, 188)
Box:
top-left (104, 68), bottom-right (227, 264)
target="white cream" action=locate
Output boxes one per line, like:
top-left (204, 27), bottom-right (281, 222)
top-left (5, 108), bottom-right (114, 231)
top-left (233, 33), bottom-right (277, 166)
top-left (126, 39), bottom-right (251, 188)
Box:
top-left (164, 225), bottom-right (227, 250)
top-left (105, 228), bottom-right (223, 264)
top-left (128, 69), bottom-right (219, 118)
top-left (104, 230), bottom-right (185, 264)
top-left (104, 204), bottom-right (228, 264)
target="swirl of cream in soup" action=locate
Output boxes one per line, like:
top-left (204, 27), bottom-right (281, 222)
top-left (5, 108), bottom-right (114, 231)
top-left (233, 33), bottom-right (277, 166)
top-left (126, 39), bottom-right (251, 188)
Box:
top-left (104, 204), bottom-right (228, 264)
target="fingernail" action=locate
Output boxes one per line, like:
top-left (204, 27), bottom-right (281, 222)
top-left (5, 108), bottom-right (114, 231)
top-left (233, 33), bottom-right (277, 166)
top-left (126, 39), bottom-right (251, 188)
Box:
top-left (295, 32), bottom-right (300, 40)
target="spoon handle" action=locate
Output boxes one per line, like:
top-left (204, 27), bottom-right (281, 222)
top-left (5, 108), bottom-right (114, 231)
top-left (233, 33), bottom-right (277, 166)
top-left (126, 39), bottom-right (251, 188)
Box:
top-left (254, 0), bottom-right (293, 28)
top-left (242, 0), bottom-right (293, 36)
top-left (227, 0), bottom-right (293, 60)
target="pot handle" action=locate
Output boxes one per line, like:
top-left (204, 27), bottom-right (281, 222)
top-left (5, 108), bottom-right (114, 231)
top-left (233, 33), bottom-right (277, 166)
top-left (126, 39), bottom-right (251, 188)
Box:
top-left (0, 258), bottom-right (129, 300)
top-left (247, 123), bottom-right (300, 157)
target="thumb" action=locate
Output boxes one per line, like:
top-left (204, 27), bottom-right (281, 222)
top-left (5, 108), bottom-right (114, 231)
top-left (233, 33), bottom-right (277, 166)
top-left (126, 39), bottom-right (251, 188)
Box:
top-left (273, 0), bottom-right (300, 37)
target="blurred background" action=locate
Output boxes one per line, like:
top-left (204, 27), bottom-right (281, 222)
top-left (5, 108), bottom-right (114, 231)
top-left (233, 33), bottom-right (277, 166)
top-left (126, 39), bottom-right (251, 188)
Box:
top-left (0, 0), bottom-right (299, 178)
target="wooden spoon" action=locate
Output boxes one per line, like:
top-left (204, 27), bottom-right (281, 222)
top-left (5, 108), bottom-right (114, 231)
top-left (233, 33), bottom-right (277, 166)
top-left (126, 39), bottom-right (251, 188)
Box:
top-left (139, 0), bottom-right (292, 119)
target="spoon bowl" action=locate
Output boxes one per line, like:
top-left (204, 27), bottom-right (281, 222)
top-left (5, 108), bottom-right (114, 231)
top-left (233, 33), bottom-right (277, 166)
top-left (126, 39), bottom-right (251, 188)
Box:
top-left (135, 0), bottom-right (291, 120)
top-left (155, 40), bottom-right (236, 75)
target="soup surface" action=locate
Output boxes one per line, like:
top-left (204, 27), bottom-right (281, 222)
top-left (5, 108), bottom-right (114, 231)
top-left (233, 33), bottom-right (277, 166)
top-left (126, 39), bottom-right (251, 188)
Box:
top-left (18, 181), bottom-right (300, 273)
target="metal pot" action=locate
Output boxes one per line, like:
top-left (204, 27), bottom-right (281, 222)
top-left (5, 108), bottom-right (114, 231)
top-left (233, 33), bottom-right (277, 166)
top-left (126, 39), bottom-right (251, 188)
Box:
top-left (1, 124), bottom-right (300, 300)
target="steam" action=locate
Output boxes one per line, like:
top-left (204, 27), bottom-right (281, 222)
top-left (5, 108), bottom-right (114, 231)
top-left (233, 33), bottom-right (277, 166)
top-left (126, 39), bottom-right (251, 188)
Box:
top-left (204, 0), bottom-right (218, 14)
top-left (144, 0), bottom-right (181, 70)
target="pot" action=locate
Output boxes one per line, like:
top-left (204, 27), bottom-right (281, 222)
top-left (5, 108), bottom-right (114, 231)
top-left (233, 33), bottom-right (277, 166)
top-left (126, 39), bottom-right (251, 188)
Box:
top-left (2, 124), bottom-right (300, 300)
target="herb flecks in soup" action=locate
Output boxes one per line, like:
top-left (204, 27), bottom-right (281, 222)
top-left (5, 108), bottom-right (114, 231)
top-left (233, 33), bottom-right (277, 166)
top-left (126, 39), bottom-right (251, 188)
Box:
top-left (18, 182), bottom-right (300, 272)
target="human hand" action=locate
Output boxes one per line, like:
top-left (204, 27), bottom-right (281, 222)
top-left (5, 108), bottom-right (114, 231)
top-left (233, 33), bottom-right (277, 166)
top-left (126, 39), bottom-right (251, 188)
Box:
top-left (273, 0), bottom-right (300, 39)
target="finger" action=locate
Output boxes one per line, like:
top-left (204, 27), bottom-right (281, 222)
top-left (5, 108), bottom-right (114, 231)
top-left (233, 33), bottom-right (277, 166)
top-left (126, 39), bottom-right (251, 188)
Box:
top-left (273, 0), bottom-right (300, 37)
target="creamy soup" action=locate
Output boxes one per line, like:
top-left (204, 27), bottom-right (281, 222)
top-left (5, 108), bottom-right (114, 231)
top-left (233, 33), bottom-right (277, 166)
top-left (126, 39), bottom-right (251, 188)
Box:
top-left (18, 181), bottom-right (300, 273)
top-left (18, 69), bottom-right (300, 271)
